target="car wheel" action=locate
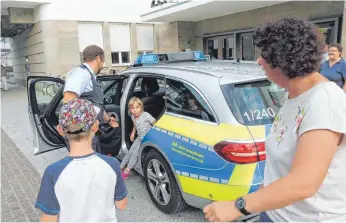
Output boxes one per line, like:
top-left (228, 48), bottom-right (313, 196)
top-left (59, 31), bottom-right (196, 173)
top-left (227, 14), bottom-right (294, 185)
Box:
top-left (144, 149), bottom-right (187, 214)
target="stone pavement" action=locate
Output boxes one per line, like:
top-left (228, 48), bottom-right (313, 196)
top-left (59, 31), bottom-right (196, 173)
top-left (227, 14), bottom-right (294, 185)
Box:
top-left (1, 129), bottom-right (41, 222)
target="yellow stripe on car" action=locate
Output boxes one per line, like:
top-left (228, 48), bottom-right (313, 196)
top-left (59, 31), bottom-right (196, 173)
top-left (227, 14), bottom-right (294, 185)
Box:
top-left (155, 114), bottom-right (265, 146)
top-left (177, 175), bottom-right (252, 201)
top-left (228, 163), bottom-right (257, 185)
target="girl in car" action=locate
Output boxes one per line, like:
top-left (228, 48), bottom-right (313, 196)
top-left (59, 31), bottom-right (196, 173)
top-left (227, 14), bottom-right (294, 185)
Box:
top-left (120, 97), bottom-right (156, 180)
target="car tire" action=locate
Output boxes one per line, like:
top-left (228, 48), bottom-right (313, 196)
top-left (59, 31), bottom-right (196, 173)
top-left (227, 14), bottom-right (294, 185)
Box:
top-left (144, 149), bottom-right (187, 214)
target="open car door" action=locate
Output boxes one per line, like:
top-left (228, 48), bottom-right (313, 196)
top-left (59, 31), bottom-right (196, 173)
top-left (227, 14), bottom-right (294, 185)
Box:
top-left (28, 77), bottom-right (65, 155)
top-left (28, 75), bottom-right (126, 156)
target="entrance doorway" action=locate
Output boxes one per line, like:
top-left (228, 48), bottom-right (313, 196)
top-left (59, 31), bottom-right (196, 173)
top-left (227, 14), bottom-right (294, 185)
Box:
top-left (207, 39), bottom-right (219, 59)
top-left (222, 36), bottom-right (235, 60)
top-left (240, 32), bottom-right (254, 61)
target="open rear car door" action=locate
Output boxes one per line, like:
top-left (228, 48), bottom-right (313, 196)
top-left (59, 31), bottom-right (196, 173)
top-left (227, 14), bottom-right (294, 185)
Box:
top-left (27, 77), bottom-right (65, 155)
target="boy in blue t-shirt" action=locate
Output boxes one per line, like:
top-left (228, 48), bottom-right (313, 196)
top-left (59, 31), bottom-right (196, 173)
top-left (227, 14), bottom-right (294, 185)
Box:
top-left (35, 99), bottom-right (127, 222)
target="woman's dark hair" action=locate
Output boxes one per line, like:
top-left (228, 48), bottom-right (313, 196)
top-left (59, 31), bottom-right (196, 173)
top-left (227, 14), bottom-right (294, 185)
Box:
top-left (254, 17), bottom-right (324, 79)
top-left (328, 43), bottom-right (343, 54)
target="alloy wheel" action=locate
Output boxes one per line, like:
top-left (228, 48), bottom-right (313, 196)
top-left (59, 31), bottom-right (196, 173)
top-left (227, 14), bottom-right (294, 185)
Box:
top-left (147, 159), bottom-right (171, 205)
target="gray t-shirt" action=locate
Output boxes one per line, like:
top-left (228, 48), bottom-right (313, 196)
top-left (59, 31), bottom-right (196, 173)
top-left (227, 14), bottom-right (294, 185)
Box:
top-left (131, 112), bottom-right (155, 139)
top-left (265, 82), bottom-right (346, 222)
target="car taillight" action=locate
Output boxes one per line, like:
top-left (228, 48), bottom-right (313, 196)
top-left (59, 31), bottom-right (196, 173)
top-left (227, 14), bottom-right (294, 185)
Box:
top-left (213, 140), bottom-right (266, 164)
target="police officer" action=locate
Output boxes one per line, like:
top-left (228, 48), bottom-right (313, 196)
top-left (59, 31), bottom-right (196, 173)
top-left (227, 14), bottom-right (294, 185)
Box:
top-left (63, 45), bottom-right (119, 153)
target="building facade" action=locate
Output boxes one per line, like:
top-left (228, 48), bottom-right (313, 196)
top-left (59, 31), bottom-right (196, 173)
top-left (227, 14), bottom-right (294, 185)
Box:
top-left (1, 37), bottom-right (13, 68)
top-left (143, 0), bottom-right (346, 61)
top-left (1, 0), bottom-right (155, 86)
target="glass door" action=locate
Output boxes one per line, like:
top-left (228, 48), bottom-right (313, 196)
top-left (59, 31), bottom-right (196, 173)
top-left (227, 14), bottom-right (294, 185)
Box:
top-left (207, 39), bottom-right (219, 60)
top-left (222, 36), bottom-right (235, 60)
top-left (240, 32), bottom-right (255, 61)
top-left (315, 21), bottom-right (336, 44)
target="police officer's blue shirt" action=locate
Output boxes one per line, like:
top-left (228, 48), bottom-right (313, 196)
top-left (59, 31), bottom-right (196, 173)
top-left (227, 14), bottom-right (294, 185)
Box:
top-left (64, 63), bottom-right (96, 96)
top-left (320, 59), bottom-right (346, 88)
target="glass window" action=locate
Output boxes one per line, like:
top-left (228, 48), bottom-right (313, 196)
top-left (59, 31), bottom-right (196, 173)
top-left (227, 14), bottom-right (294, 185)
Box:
top-left (222, 37), bottom-right (234, 60)
top-left (111, 52), bottom-right (131, 65)
top-left (122, 52), bottom-right (130, 64)
top-left (34, 81), bottom-right (64, 115)
top-left (207, 39), bottom-right (219, 60)
top-left (138, 51), bottom-right (154, 55)
top-left (166, 79), bottom-right (215, 122)
top-left (99, 80), bottom-right (119, 105)
top-left (121, 78), bottom-right (129, 94)
top-left (221, 81), bottom-right (286, 126)
top-left (241, 33), bottom-right (255, 61)
top-left (111, 52), bottom-right (120, 64)
top-left (315, 21), bottom-right (336, 44)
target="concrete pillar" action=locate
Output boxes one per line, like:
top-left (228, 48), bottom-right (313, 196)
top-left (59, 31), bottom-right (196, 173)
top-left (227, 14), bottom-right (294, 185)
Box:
top-left (41, 20), bottom-right (80, 76)
top-left (177, 21), bottom-right (196, 51)
top-left (102, 22), bottom-right (112, 66)
top-left (154, 22), bottom-right (179, 53)
top-left (8, 8), bottom-right (34, 24)
top-left (130, 23), bottom-right (138, 63)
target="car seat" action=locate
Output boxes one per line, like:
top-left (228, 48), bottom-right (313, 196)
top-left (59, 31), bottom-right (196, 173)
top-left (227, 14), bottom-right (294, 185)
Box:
top-left (141, 78), bottom-right (165, 119)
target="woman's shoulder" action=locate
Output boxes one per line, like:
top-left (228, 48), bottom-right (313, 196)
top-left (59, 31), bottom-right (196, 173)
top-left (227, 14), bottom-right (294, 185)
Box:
top-left (307, 82), bottom-right (346, 111)
top-left (322, 82), bottom-right (346, 97)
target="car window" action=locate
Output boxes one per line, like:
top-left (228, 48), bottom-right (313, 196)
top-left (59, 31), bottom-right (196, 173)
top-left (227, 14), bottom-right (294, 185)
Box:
top-left (135, 78), bottom-right (142, 91)
top-left (100, 80), bottom-right (118, 96)
top-left (221, 81), bottom-right (286, 126)
top-left (34, 80), bottom-right (64, 115)
top-left (121, 78), bottom-right (129, 95)
top-left (166, 79), bottom-right (215, 122)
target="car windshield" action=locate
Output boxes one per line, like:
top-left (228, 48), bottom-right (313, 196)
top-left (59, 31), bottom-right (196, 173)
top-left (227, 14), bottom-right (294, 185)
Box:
top-left (221, 80), bottom-right (287, 126)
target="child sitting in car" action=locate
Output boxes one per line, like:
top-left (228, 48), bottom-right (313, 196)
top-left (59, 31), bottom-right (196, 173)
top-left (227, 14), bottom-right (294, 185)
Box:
top-left (120, 97), bottom-right (156, 179)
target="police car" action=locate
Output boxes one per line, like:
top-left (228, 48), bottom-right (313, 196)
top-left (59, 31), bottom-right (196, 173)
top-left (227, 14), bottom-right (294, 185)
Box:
top-left (27, 51), bottom-right (286, 220)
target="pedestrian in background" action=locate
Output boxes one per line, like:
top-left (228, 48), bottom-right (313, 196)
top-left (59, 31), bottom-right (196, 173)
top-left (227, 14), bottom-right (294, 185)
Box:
top-left (320, 43), bottom-right (346, 91)
top-left (63, 45), bottom-right (119, 153)
top-left (322, 44), bottom-right (329, 62)
top-left (35, 99), bottom-right (127, 222)
top-left (1, 64), bottom-right (8, 91)
top-left (203, 17), bottom-right (346, 222)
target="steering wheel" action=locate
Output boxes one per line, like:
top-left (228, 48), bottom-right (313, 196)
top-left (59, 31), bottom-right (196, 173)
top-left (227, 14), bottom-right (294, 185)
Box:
top-left (97, 113), bottom-right (119, 141)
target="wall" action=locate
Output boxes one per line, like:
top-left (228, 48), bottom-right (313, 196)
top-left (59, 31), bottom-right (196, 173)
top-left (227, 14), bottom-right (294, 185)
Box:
top-left (34, 0), bottom-right (152, 23)
top-left (195, 1), bottom-right (344, 36)
top-left (154, 22), bottom-right (179, 53)
top-left (9, 20), bottom-right (81, 86)
top-left (10, 22), bottom-right (45, 86)
top-left (168, 1), bottom-right (345, 52)
top-left (41, 20), bottom-right (80, 77)
top-left (177, 21), bottom-right (196, 51)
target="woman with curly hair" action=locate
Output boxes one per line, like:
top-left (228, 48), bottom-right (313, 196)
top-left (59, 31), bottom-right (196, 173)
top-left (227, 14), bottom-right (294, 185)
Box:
top-left (203, 17), bottom-right (346, 222)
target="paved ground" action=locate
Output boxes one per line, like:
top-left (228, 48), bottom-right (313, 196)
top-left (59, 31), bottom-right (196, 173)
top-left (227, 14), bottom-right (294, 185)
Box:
top-left (1, 85), bottom-right (206, 222)
top-left (1, 129), bottom-right (41, 222)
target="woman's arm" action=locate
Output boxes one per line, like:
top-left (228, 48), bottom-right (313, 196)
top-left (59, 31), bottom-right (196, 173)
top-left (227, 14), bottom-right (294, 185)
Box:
top-left (204, 129), bottom-right (341, 222)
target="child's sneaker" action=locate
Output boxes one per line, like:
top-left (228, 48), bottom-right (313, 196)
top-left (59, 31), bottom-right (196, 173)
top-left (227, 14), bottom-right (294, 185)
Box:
top-left (122, 171), bottom-right (130, 180)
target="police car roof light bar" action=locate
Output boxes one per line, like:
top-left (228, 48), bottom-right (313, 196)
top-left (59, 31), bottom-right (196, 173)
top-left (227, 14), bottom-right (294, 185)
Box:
top-left (133, 51), bottom-right (207, 66)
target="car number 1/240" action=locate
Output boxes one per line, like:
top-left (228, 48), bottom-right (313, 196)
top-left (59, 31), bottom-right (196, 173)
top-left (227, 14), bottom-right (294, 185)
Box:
top-left (243, 108), bottom-right (276, 121)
